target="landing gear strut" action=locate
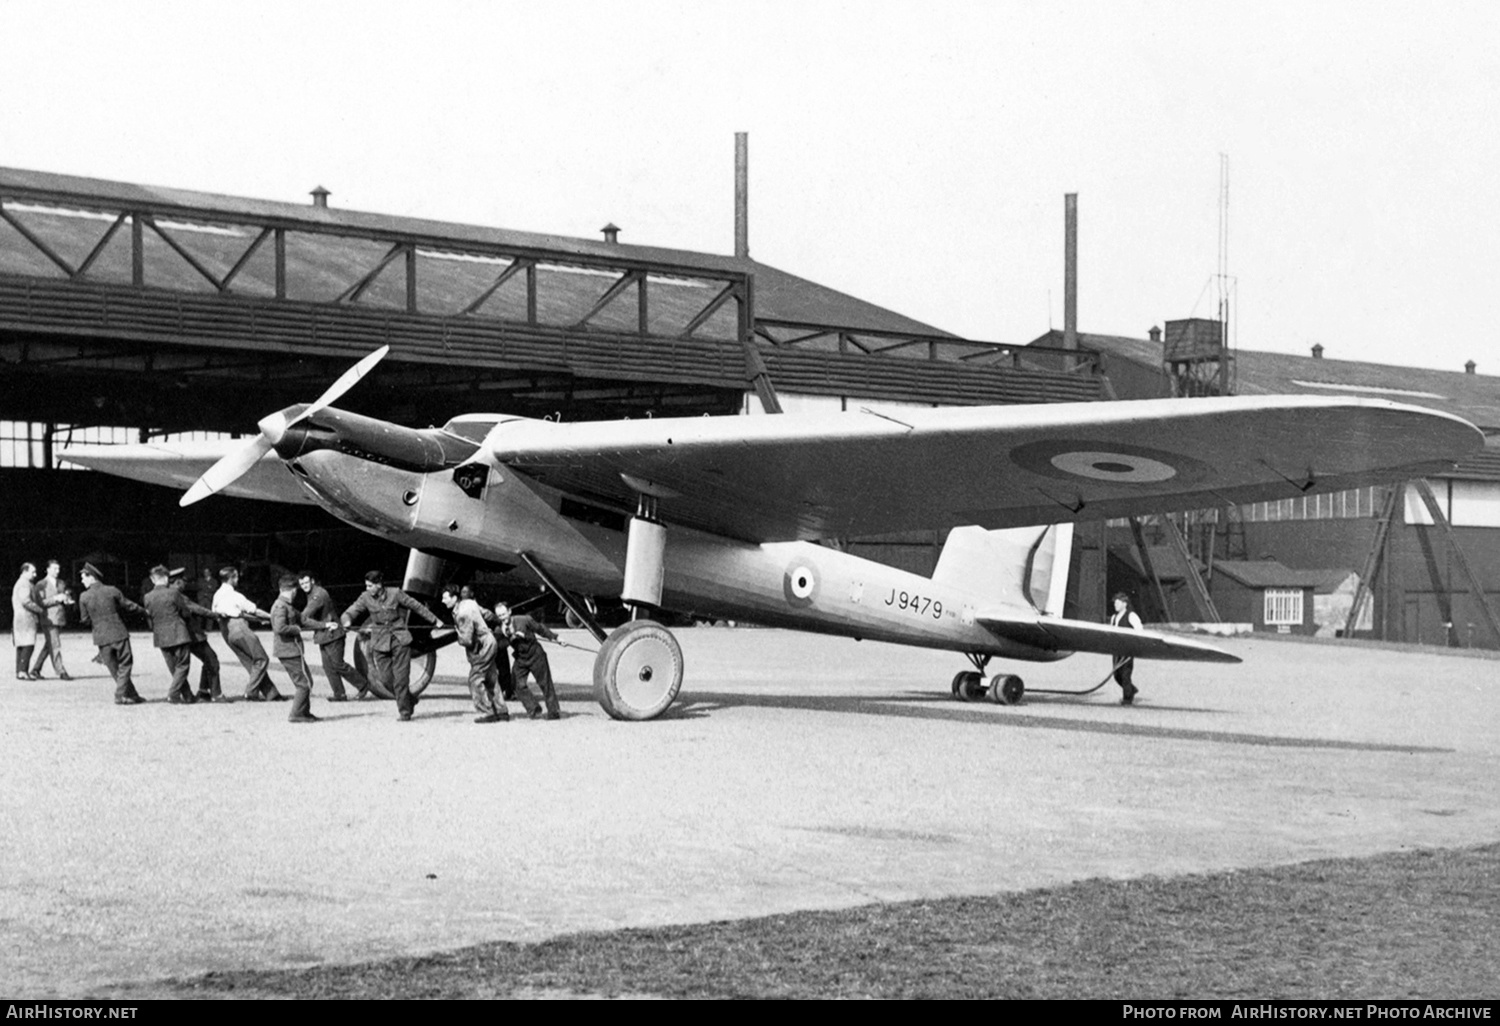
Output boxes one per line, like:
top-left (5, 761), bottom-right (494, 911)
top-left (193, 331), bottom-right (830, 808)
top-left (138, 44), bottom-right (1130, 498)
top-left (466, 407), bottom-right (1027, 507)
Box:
top-left (520, 491), bottom-right (687, 721)
top-left (952, 654), bottom-right (1025, 706)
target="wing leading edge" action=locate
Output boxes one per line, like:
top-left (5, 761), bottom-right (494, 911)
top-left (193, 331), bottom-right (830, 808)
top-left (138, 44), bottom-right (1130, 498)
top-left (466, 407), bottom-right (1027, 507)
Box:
top-left (58, 441), bottom-right (315, 505)
top-left (482, 395), bottom-right (1484, 542)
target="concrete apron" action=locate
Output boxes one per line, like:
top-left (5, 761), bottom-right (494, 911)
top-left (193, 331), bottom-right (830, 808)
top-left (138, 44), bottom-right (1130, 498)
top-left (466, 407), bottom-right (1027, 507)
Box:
top-left (2, 629), bottom-right (1497, 996)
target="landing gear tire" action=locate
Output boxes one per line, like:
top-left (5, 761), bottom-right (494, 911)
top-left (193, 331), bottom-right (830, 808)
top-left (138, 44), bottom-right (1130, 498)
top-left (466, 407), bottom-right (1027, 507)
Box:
top-left (953, 671), bottom-right (985, 702)
top-left (989, 673), bottom-right (1024, 705)
top-left (593, 619), bottom-right (684, 721)
top-left (353, 642), bottom-right (437, 700)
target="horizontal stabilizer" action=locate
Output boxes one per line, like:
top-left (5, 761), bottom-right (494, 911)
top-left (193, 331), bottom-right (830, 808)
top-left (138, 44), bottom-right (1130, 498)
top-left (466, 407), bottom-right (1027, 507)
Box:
top-left (975, 612), bottom-right (1241, 663)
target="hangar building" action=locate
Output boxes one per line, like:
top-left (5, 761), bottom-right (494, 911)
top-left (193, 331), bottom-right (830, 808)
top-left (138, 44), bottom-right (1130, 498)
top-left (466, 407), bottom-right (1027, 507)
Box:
top-left (0, 167), bottom-right (1098, 613)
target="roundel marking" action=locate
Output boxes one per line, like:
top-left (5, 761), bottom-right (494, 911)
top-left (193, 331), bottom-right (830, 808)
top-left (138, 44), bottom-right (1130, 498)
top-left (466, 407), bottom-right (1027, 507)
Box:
top-left (1048, 450), bottom-right (1179, 483)
top-left (1010, 439), bottom-right (1213, 486)
top-left (783, 563), bottom-right (820, 608)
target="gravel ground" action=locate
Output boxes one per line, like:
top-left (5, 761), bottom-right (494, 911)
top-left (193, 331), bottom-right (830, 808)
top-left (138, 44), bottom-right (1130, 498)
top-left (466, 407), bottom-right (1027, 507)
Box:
top-left (2, 627), bottom-right (1497, 997)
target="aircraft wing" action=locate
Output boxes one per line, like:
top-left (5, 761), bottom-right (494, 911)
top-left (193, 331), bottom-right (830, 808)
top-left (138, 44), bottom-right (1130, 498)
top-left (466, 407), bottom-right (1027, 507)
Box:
top-left (484, 395), bottom-right (1483, 542)
top-left (58, 440), bottom-right (316, 505)
top-left (974, 612), bottom-right (1242, 663)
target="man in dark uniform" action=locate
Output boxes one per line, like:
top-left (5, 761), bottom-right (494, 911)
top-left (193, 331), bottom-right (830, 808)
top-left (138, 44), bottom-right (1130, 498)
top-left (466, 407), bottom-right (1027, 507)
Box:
top-left (169, 568), bottom-right (223, 702)
top-left (77, 562), bottom-right (146, 704)
top-left (496, 601), bottom-right (560, 720)
top-left (299, 571), bottom-right (369, 701)
top-left (341, 570), bottom-right (441, 722)
top-left (143, 564), bottom-right (217, 705)
top-left (272, 574), bottom-right (331, 723)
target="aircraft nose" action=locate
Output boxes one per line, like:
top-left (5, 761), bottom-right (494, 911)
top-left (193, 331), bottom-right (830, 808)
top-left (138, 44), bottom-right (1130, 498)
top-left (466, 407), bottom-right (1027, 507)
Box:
top-left (257, 409), bottom-right (290, 446)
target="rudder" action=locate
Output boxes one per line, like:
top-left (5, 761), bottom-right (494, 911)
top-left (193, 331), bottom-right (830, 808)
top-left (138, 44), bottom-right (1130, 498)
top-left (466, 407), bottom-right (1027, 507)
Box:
top-left (931, 523), bottom-right (1074, 615)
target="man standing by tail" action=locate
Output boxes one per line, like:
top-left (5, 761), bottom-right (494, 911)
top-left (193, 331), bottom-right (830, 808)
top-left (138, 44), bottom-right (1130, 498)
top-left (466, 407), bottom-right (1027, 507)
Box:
top-left (1108, 591), bottom-right (1143, 706)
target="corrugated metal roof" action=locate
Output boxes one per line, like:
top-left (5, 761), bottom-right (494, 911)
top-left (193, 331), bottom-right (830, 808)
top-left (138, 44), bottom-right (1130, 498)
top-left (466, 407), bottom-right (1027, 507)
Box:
top-left (1211, 560), bottom-right (1352, 590)
top-left (1030, 328), bottom-right (1500, 431)
top-left (1451, 445), bottom-right (1500, 482)
top-left (0, 166), bottom-right (951, 338)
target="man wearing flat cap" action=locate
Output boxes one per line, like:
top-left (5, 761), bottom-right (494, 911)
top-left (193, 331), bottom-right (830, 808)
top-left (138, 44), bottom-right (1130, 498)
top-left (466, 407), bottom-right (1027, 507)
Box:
top-left (77, 562), bottom-right (147, 704)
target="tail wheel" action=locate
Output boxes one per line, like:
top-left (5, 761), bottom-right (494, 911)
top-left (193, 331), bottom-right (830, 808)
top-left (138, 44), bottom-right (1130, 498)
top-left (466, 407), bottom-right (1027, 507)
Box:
top-left (353, 641), bottom-right (437, 699)
top-left (593, 619), bottom-right (683, 721)
top-left (953, 671), bottom-right (985, 702)
top-left (989, 673), bottom-right (1025, 705)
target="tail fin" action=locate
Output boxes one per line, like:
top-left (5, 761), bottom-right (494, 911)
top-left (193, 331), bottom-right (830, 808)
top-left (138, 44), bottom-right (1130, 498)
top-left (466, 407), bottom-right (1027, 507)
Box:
top-left (931, 523), bottom-right (1074, 616)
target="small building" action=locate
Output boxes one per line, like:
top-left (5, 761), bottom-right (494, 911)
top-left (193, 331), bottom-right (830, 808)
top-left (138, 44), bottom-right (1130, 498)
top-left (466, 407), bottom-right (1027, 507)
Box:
top-left (1207, 561), bottom-right (1352, 636)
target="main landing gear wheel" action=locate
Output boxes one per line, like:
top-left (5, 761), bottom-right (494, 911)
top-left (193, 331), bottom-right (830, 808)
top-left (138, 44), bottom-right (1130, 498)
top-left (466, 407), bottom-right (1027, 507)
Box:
top-left (952, 671), bottom-right (986, 702)
top-left (353, 643), bottom-right (437, 700)
top-left (593, 619), bottom-right (684, 721)
top-left (989, 673), bottom-right (1025, 705)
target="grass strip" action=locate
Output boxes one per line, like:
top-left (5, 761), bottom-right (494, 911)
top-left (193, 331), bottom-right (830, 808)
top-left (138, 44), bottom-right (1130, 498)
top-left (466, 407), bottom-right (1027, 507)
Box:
top-left (148, 843), bottom-right (1500, 999)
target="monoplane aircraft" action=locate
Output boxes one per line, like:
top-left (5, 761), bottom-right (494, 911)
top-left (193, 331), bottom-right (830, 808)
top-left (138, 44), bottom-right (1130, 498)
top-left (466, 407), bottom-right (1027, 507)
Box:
top-left (63, 347), bottom-right (1484, 719)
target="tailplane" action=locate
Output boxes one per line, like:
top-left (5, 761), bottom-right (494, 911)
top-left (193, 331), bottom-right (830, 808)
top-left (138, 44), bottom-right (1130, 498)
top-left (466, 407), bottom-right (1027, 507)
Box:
top-left (931, 522), bottom-right (1074, 615)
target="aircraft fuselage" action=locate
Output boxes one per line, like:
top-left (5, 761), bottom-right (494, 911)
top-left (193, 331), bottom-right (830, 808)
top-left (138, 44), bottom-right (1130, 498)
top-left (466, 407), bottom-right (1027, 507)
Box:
top-left (287, 446), bottom-right (1068, 662)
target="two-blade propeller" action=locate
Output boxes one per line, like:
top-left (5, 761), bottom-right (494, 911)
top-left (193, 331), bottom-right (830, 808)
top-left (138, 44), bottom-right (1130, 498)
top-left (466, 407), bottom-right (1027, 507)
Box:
top-left (179, 346), bottom-right (390, 507)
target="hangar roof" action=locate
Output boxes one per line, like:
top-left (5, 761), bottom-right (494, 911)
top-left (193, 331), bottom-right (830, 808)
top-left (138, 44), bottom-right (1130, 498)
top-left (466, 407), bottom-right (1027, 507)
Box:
top-left (1117, 546), bottom-right (1352, 590)
top-left (1030, 328), bottom-right (1500, 431)
top-left (0, 166), bottom-right (947, 338)
top-left (1211, 560), bottom-right (1351, 590)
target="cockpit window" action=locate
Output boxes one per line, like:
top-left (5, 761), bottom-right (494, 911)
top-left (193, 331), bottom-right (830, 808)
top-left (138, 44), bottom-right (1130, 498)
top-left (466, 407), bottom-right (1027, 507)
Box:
top-left (438, 416), bottom-right (505, 443)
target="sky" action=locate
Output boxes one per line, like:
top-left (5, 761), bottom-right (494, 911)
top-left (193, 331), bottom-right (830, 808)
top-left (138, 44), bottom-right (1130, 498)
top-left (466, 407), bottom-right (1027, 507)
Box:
top-left (2, 0), bottom-right (1497, 374)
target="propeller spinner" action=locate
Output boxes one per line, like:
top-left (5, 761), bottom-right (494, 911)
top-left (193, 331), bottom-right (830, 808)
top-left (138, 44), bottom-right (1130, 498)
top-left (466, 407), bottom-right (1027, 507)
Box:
top-left (178, 346), bottom-right (390, 507)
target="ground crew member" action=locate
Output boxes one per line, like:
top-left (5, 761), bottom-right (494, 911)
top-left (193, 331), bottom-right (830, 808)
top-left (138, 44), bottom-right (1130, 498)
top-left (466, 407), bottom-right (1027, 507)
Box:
top-left (341, 571), bottom-right (441, 722)
top-left (299, 571), bottom-right (370, 701)
top-left (272, 574), bottom-right (331, 723)
top-left (169, 567), bottom-right (223, 702)
top-left (441, 584), bottom-right (508, 723)
top-left (143, 564), bottom-right (217, 704)
top-left (496, 600), bottom-right (560, 720)
top-left (30, 559), bottom-right (74, 680)
top-left (77, 562), bottom-right (146, 704)
top-left (1109, 591), bottom-right (1143, 705)
top-left (212, 567), bottom-right (284, 702)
